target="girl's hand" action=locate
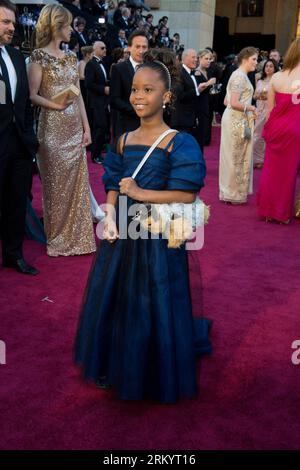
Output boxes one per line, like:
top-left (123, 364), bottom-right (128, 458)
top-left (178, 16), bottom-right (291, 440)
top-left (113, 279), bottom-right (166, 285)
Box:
top-left (82, 128), bottom-right (92, 148)
top-left (103, 218), bottom-right (119, 244)
top-left (119, 177), bottom-right (142, 200)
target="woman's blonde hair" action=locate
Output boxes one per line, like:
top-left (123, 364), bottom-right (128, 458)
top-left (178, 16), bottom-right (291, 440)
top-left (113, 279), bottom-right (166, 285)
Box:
top-left (81, 45), bottom-right (94, 58)
top-left (35, 5), bottom-right (72, 48)
top-left (283, 38), bottom-right (300, 73)
top-left (198, 49), bottom-right (212, 60)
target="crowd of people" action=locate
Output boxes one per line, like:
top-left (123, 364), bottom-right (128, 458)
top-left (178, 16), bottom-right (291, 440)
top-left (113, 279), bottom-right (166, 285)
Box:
top-left (1, 0), bottom-right (300, 403)
top-left (219, 43), bottom-right (300, 225)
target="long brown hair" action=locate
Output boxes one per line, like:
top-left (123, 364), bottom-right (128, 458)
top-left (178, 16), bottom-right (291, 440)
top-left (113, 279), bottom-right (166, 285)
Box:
top-left (261, 59), bottom-right (278, 80)
top-left (282, 38), bottom-right (300, 73)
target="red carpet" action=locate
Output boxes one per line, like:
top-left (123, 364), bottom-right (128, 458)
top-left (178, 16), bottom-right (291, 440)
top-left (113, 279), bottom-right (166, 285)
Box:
top-left (1, 128), bottom-right (300, 450)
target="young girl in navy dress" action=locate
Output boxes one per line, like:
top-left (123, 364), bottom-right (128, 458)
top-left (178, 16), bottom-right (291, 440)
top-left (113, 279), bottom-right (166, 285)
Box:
top-left (75, 49), bottom-right (211, 403)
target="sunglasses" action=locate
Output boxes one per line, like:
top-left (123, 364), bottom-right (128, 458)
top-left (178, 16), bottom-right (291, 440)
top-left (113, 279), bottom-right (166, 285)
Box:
top-left (100, 47), bottom-right (106, 50)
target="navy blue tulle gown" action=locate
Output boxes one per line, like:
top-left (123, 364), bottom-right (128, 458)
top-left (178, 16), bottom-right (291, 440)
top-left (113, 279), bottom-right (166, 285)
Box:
top-left (75, 132), bottom-right (212, 403)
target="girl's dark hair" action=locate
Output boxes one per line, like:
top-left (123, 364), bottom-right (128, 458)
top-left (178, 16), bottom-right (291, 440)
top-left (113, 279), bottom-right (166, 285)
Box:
top-left (261, 59), bottom-right (278, 80)
top-left (139, 48), bottom-right (179, 99)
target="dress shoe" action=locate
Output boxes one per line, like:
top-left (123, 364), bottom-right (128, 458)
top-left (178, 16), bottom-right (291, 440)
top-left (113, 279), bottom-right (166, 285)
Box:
top-left (92, 155), bottom-right (104, 165)
top-left (3, 258), bottom-right (39, 275)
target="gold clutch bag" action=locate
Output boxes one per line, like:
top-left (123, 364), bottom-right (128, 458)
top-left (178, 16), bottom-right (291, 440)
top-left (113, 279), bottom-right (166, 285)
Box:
top-left (51, 84), bottom-right (80, 104)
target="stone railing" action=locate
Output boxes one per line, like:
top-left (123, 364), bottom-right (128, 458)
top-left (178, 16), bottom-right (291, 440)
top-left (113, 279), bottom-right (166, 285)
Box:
top-left (145, 0), bottom-right (161, 9)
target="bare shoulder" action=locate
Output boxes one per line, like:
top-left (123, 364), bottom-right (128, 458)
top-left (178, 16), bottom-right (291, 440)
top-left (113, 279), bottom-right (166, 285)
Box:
top-left (272, 71), bottom-right (282, 82)
top-left (160, 129), bottom-right (179, 151)
top-left (117, 132), bottom-right (132, 154)
top-left (269, 71), bottom-right (282, 88)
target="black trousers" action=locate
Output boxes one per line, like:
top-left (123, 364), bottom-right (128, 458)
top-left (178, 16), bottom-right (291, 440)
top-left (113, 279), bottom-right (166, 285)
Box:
top-left (88, 107), bottom-right (110, 158)
top-left (0, 128), bottom-right (32, 262)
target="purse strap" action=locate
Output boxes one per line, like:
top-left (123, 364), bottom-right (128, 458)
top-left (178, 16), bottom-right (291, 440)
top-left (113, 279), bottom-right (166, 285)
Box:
top-left (131, 129), bottom-right (178, 180)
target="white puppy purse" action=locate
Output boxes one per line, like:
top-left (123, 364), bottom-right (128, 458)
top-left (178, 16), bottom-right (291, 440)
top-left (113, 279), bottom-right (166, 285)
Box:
top-left (131, 129), bottom-right (210, 248)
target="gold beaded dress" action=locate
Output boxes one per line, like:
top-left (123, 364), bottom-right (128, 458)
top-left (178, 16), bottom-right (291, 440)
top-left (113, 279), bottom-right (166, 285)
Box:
top-left (29, 49), bottom-right (96, 256)
top-left (219, 69), bottom-right (254, 203)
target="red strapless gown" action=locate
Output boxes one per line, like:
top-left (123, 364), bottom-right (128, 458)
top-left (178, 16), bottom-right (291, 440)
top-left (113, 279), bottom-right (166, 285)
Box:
top-left (257, 92), bottom-right (300, 222)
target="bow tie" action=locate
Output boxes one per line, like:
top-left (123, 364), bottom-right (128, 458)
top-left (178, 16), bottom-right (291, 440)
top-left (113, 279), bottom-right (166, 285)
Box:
top-left (190, 70), bottom-right (195, 76)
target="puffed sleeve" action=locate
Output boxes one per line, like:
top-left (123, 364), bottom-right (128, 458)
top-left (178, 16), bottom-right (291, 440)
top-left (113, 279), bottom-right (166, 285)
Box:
top-left (102, 151), bottom-right (123, 192)
top-left (166, 133), bottom-right (206, 191)
top-left (29, 49), bottom-right (45, 66)
top-left (229, 71), bottom-right (246, 95)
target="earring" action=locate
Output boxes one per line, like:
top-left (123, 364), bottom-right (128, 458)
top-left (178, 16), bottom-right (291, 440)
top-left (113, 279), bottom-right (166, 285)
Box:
top-left (162, 103), bottom-right (166, 109)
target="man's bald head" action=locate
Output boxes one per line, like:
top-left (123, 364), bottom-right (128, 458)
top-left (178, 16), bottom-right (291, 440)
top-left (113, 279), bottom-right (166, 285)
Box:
top-left (93, 41), bottom-right (106, 58)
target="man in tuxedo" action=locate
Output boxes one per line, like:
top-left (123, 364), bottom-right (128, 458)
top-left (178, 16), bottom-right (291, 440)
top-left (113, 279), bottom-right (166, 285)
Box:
top-left (113, 29), bottom-right (128, 49)
top-left (85, 40), bottom-right (110, 164)
top-left (0, 0), bottom-right (39, 275)
top-left (73, 17), bottom-right (90, 58)
top-left (170, 48), bottom-right (205, 149)
top-left (91, 0), bottom-right (108, 18)
top-left (113, 1), bottom-right (127, 27)
top-left (115, 7), bottom-right (132, 38)
top-left (110, 30), bottom-right (148, 140)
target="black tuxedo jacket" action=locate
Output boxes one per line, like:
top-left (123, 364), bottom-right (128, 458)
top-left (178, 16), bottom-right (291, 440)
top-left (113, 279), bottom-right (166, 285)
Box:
top-left (85, 57), bottom-right (109, 127)
top-left (170, 65), bottom-right (199, 128)
top-left (74, 30), bottom-right (90, 49)
top-left (195, 72), bottom-right (210, 118)
top-left (110, 59), bottom-right (139, 136)
top-left (85, 57), bottom-right (109, 107)
top-left (0, 46), bottom-right (38, 160)
top-left (115, 17), bottom-right (131, 36)
top-left (111, 37), bottom-right (128, 50)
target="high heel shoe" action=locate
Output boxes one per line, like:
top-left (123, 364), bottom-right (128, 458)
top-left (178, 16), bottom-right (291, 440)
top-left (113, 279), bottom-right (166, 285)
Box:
top-left (265, 217), bottom-right (290, 225)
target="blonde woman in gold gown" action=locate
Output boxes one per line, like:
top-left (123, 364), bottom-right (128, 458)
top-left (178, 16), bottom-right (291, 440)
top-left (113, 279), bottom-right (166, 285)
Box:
top-left (219, 47), bottom-right (258, 204)
top-left (28, 5), bottom-right (96, 256)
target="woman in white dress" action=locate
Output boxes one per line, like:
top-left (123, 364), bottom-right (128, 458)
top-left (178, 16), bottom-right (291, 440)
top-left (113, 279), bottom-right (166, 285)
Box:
top-left (219, 47), bottom-right (258, 204)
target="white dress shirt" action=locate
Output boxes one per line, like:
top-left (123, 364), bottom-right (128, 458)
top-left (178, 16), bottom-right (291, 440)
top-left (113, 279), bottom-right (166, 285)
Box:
top-left (182, 63), bottom-right (199, 96)
top-left (129, 56), bottom-right (141, 72)
top-left (95, 57), bottom-right (107, 81)
top-left (79, 33), bottom-right (87, 45)
top-left (0, 46), bottom-right (17, 103)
